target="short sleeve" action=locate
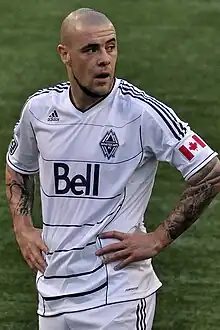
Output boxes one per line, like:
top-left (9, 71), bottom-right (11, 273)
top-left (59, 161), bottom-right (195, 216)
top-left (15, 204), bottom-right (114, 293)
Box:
top-left (6, 100), bottom-right (39, 174)
top-left (141, 103), bottom-right (217, 180)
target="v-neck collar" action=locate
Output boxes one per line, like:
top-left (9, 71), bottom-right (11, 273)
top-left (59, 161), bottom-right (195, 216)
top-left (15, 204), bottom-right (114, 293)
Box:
top-left (65, 78), bottom-right (120, 118)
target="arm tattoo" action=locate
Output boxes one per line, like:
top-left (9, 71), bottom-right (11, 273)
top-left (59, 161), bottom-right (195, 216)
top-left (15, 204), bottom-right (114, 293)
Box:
top-left (6, 173), bottom-right (35, 216)
top-left (163, 157), bottom-right (219, 241)
top-left (164, 182), bottom-right (216, 240)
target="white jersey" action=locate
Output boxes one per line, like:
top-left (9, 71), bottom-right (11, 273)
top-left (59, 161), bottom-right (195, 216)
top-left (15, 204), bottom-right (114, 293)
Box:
top-left (7, 78), bottom-right (217, 316)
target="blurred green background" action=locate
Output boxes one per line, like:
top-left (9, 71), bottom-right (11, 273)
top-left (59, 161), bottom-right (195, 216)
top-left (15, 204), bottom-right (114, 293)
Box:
top-left (0, 1), bottom-right (220, 329)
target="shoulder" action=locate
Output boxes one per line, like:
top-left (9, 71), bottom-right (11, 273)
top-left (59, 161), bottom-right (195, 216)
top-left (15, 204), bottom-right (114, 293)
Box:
top-left (26, 81), bottom-right (70, 107)
top-left (29, 81), bottom-right (70, 99)
top-left (23, 81), bottom-right (70, 119)
top-left (113, 78), bottom-right (177, 128)
top-left (118, 78), bottom-right (185, 122)
top-left (117, 78), bottom-right (167, 118)
top-left (117, 78), bottom-right (189, 140)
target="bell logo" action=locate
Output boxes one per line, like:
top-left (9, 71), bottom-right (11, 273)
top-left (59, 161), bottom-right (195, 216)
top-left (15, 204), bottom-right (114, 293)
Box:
top-left (54, 163), bottom-right (100, 196)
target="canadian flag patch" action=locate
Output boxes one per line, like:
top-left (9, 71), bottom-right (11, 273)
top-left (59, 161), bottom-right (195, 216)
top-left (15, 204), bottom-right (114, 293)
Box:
top-left (179, 135), bottom-right (206, 161)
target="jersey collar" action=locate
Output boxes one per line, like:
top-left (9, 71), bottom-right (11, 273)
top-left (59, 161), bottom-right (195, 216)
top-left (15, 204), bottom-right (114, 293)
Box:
top-left (64, 78), bottom-right (120, 117)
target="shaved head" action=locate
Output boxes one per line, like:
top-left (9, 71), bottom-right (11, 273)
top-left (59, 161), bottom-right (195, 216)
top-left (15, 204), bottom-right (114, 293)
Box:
top-left (60, 8), bottom-right (114, 45)
top-left (57, 8), bottom-right (117, 108)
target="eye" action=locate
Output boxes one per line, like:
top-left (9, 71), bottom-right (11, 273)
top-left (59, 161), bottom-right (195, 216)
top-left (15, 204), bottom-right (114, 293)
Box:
top-left (87, 48), bottom-right (96, 54)
top-left (83, 45), bottom-right (98, 54)
top-left (106, 44), bottom-right (116, 52)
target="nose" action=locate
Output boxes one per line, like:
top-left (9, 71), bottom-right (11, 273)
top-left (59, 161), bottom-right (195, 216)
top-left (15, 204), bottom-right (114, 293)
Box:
top-left (97, 49), bottom-right (111, 67)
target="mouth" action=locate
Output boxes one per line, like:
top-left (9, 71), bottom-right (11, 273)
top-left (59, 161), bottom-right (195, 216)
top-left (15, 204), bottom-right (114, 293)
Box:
top-left (95, 73), bottom-right (110, 79)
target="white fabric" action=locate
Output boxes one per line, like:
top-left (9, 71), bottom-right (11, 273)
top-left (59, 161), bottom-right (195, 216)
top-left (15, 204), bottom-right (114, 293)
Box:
top-left (39, 293), bottom-right (156, 330)
top-left (6, 78), bottom-right (217, 316)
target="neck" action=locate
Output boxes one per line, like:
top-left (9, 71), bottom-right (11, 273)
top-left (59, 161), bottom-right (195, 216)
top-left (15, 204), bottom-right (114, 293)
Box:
top-left (69, 82), bottom-right (103, 111)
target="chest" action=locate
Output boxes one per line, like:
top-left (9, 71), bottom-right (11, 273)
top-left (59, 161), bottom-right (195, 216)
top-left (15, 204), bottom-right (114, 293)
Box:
top-left (34, 116), bottom-right (143, 164)
top-left (34, 110), bottom-right (145, 198)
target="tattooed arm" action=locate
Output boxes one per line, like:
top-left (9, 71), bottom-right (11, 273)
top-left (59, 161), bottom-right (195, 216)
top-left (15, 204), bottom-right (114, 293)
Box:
top-left (96, 157), bottom-right (220, 270)
top-left (6, 164), bottom-right (35, 222)
top-left (6, 164), bottom-right (48, 273)
top-left (153, 156), bottom-right (220, 246)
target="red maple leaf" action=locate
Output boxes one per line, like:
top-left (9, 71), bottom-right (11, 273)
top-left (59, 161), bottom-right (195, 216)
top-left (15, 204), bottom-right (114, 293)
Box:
top-left (189, 142), bottom-right (197, 151)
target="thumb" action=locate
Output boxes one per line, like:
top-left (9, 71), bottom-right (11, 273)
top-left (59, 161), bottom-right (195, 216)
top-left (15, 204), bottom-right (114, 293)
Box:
top-left (37, 239), bottom-right (49, 253)
top-left (36, 229), bottom-right (48, 252)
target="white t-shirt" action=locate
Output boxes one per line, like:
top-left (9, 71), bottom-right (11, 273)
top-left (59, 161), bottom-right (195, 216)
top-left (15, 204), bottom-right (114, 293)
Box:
top-left (6, 78), bottom-right (217, 316)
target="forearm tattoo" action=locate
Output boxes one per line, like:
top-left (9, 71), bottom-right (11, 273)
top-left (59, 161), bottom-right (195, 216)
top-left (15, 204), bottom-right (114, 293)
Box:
top-left (164, 182), bottom-right (216, 240)
top-left (6, 173), bottom-right (35, 216)
top-left (163, 158), bottom-right (219, 241)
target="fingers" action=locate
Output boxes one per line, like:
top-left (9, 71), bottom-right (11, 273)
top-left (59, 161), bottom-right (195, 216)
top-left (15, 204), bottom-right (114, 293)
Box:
top-left (38, 240), bottom-right (49, 253)
top-left (25, 258), bottom-right (37, 272)
top-left (28, 253), bottom-right (45, 274)
top-left (96, 231), bottom-right (131, 269)
top-left (31, 247), bottom-right (47, 272)
top-left (22, 245), bottom-right (47, 274)
top-left (36, 230), bottom-right (49, 253)
top-left (15, 228), bottom-right (48, 273)
top-left (99, 231), bottom-right (127, 241)
top-left (96, 242), bottom-right (125, 256)
top-left (102, 249), bottom-right (130, 264)
top-left (114, 256), bottom-right (134, 270)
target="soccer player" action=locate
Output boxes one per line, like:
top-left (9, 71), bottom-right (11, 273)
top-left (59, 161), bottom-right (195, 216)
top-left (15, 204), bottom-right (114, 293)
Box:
top-left (5, 8), bottom-right (220, 330)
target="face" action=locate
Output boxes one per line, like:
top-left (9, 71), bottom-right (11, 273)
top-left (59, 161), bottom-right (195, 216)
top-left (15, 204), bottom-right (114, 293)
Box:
top-left (58, 24), bottom-right (117, 97)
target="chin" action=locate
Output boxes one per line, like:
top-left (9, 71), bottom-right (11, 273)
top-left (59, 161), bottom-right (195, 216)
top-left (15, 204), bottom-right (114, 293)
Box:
top-left (96, 89), bottom-right (110, 97)
top-left (93, 85), bottom-right (112, 97)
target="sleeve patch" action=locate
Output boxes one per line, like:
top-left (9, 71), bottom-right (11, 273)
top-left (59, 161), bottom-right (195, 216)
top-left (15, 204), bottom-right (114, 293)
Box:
top-left (178, 134), bottom-right (207, 161)
top-left (9, 137), bottom-right (18, 155)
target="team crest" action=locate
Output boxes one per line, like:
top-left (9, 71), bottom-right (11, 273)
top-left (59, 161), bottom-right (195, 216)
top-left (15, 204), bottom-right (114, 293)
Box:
top-left (100, 130), bottom-right (119, 160)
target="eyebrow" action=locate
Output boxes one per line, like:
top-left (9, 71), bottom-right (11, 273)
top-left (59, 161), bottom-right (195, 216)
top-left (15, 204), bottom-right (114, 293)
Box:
top-left (81, 37), bottom-right (116, 51)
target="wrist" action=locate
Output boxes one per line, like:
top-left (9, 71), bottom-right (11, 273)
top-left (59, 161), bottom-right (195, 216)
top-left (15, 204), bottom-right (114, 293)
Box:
top-left (12, 215), bottom-right (33, 234)
top-left (153, 225), bottom-right (173, 252)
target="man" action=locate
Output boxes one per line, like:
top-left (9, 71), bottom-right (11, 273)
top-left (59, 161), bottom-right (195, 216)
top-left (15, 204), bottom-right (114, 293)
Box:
top-left (5, 7), bottom-right (220, 330)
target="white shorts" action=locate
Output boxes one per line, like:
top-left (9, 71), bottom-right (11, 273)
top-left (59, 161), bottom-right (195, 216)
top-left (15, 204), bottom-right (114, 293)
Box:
top-left (39, 293), bottom-right (156, 330)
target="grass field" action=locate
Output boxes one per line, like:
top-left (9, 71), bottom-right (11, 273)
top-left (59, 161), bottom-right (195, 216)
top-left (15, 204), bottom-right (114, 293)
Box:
top-left (0, 1), bottom-right (220, 329)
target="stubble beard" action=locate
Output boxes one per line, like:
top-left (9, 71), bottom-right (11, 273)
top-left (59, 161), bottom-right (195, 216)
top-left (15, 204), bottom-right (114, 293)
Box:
top-left (72, 70), bottom-right (110, 98)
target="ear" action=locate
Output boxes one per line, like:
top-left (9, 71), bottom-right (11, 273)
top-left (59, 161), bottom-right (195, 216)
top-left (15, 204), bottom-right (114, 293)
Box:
top-left (57, 44), bottom-right (71, 65)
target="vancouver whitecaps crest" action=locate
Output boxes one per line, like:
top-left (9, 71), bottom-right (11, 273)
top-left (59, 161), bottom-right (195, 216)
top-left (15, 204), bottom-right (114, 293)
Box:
top-left (100, 130), bottom-right (119, 160)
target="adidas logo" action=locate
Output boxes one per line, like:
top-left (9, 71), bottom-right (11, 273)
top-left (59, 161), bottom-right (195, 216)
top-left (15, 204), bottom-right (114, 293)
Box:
top-left (48, 110), bottom-right (59, 122)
